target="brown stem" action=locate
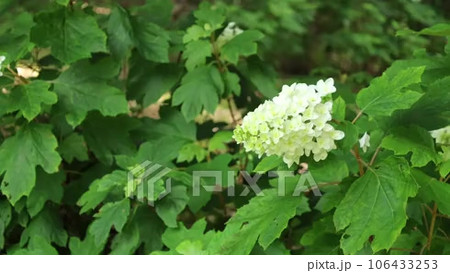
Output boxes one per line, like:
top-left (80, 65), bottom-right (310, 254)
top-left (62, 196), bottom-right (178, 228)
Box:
top-left (227, 97), bottom-right (237, 125)
top-left (369, 146), bottom-right (381, 166)
top-left (353, 146), bottom-right (365, 176)
top-left (426, 203), bottom-right (438, 251)
top-left (351, 110), bottom-right (363, 124)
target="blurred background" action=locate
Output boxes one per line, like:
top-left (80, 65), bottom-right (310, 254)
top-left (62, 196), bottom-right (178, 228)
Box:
top-left (1, 0), bottom-right (448, 89)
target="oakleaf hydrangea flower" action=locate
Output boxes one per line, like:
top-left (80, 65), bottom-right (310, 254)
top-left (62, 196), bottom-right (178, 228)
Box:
top-left (359, 132), bottom-right (370, 153)
top-left (216, 22), bottom-right (243, 48)
top-left (0, 55), bottom-right (6, 77)
top-left (430, 126), bottom-right (450, 145)
top-left (233, 78), bottom-right (345, 167)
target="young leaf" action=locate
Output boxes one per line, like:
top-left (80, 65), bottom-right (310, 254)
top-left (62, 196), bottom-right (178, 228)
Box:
top-left (6, 81), bottom-right (57, 121)
top-left (220, 30), bottom-right (264, 64)
top-left (332, 96), bottom-right (346, 121)
top-left (193, 2), bottom-right (225, 32)
top-left (254, 155), bottom-right (284, 173)
top-left (177, 143), bottom-right (207, 163)
top-left (208, 131), bottom-right (233, 152)
top-left (88, 198), bottom-right (130, 246)
top-left (0, 123), bottom-right (61, 204)
top-left (334, 157), bottom-right (418, 254)
top-left (183, 40), bottom-right (212, 71)
top-left (77, 170), bottom-right (128, 214)
top-left (172, 65), bottom-right (223, 121)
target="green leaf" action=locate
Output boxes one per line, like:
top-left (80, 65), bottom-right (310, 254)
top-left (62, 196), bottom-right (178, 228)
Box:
top-left (0, 123), bottom-right (61, 204)
top-left (439, 146), bottom-right (450, 177)
top-left (315, 185), bottom-right (344, 213)
top-left (27, 169), bottom-right (64, 217)
top-left (77, 170), bottom-right (128, 214)
top-left (110, 222), bottom-right (140, 255)
top-left (193, 2), bottom-right (225, 32)
top-left (183, 40), bottom-right (212, 71)
top-left (53, 59), bottom-right (129, 127)
top-left (20, 206), bottom-right (68, 247)
top-left (223, 71), bottom-right (241, 96)
top-left (300, 215), bottom-right (341, 254)
top-left (254, 155), bottom-right (284, 173)
top-left (0, 13), bottom-right (34, 62)
top-left (208, 131), bottom-right (233, 152)
top-left (332, 96), bottom-right (346, 121)
top-left (0, 200), bottom-right (12, 249)
top-left (397, 23), bottom-right (450, 37)
top-left (412, 169), bottom-right (450, 216)
top-left (88, 199), bottom-right (130, 246)
top-left (162, 219), bottom-right (212, 250)
top-left (133, 206), bottom-right (165, 253)
top-left (82, 113), bottom-right (139, 165)
top-left (107, 6), bottom-right (170, 62)
top-left (210, 189), bottom-right (309, 254)
top-left (131, 0), bottom-right (174, 27)
top-left (107, 5), bottom-right (134, 60)
top-left (69, 233), bottom-right (105, 255)
top-left (55, 0), bottom-right (70, 5)
top-left (58, 133), bottom-right (89, 163)
top-left (172, 66), bottom-right (223, 121)
top-left (336, 121), bottom-right (358, 151)
top-left (186, 154), bottom-right (233, 213)
top-left (6, 81), bottom-right (57, 121)
top-left (381, 126), bottom-right (438, 167)
top-left (308, 154), bottom-right (349, 182)
top-left (13, 236), bottom-right (58, 255)
top-left (390, 230), bottom-right (426, 254)
top-left (183, 25), bottom-right (211, 43)
top-left (238, 57), bottom-right (278, 98)
top-left (176, 240), bottom-right (206, 254)
top-left (334, 157), bottom-right (418, 254)
top-left (221, 30), bottom-right (264, 64)
top-left (134, 109), bottom-right (197, 164)
top-left (155, 185), bottom-right (189, 228)
top-left (31, 8), bottom-right (107, 63)
top-left (127, 59), bottom-right (182, 107)
top-left (356, 66), bottom-right (425, 117)
top-left (177, 143), bottom-right (207, 163)
top-left (132, 17), bottom-right (170, 63)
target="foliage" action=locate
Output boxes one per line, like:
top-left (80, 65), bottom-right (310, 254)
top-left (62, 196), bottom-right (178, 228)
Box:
top-left (0, 0), bottom-right (449, 255)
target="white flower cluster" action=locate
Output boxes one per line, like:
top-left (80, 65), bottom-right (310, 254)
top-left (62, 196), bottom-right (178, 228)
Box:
top-left (430, 125), bottom-right (450, 145)
top-left (233, 78), bottom-right (345, 167)
top-left (216, 22), bottom-right (243, 48)
top-left (0, 56), bottom-right (5, 77)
